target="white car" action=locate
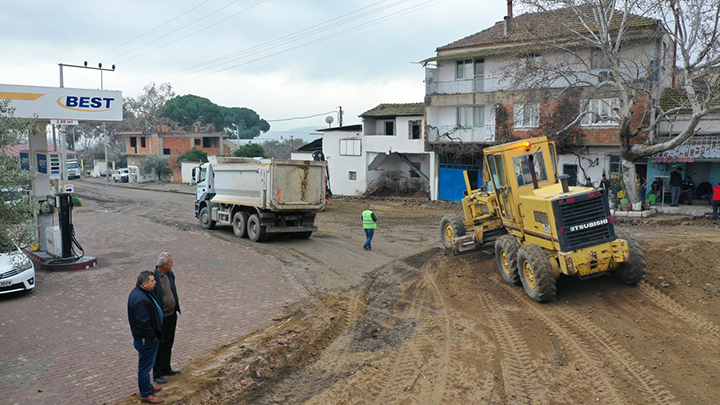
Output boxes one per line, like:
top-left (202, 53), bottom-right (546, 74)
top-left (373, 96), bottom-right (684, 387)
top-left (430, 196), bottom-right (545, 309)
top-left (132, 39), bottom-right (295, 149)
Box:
top-left (0, 243), bottom-right (36, 295)
top-left (113, 168), bottom-right (130, 182)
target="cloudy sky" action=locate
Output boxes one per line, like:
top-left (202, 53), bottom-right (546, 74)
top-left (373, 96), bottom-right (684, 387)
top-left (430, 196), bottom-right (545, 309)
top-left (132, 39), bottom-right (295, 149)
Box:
top-left (1, 0), bottom-right (510, 132)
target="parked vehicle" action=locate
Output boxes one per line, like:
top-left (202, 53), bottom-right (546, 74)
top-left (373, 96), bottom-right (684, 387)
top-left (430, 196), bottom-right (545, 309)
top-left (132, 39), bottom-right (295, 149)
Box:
top-left (113, 168), bottom-right (129, 182)
top-left (440, 137), bottom-right (646, 303)
top-left (194, 156), bottom-right (326, 241)
top-left (67, 159), bottom-right (81, 180)
top-left (0, 243), bottom-right (35, 295)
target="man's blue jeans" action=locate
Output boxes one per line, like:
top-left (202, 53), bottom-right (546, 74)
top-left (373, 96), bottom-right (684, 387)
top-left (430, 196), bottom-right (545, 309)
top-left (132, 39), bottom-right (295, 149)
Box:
top-left (134, 338), bottom-right (160, 397)
top-left (364, 228), bottom-right (374, 249)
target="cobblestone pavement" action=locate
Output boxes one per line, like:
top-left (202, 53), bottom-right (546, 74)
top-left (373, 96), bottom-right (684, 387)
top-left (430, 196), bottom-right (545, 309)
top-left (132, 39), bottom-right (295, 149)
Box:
top-left (0, 203), bottom-right (307, 405)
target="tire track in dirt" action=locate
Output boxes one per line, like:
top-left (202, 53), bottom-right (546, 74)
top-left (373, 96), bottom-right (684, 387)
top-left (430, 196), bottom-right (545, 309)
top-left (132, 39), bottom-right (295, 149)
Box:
top-left (476, 282), bottom-right (541, 404)
top-left (554, 305), bottom-right (679, 405)
top-left (638, 282), bottom-right (720, 340)
top-left (498, 282), bottom-right (626, 405)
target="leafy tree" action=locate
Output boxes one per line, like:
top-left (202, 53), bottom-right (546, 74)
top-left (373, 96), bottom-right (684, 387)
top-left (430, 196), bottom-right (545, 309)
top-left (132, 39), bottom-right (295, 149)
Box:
top-left (0, 100), bottom-right (40, 248)
top-left (163, 94), bottom-right (224, 130)
top-left (177, 147), bottom-right (208, 164)
top-left (511, 0), bottom-right (720, 202)
top-left (232, 144), bottom-right (266, 158)
top-left (140, 153), bottom-right (171, 181)
top-left (163, 95), bottom-right (270, 137)
top-left (224, 107), bottom-right (270, 139)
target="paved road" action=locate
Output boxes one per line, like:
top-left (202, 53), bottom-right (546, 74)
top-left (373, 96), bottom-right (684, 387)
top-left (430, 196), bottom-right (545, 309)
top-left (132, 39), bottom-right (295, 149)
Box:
top-left (0, 181), bottom-right (308, 405)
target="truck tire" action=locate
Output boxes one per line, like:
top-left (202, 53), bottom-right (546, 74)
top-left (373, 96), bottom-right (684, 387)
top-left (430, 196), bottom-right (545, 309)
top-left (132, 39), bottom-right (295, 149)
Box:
top-left (495, 234), bottom-right (521, 285)
top-left (440, 214), bottom-right (465, 249)
top-left (611, 230), bottom-right (647, 285)
top-left (247, 214), bottom-right (268, 242)
top-left (199, 206), bottom-right (216, 230)
top-left (233, 212), bottom-right (249, 238)
top-left (517, 244), bottom-right (557, 303)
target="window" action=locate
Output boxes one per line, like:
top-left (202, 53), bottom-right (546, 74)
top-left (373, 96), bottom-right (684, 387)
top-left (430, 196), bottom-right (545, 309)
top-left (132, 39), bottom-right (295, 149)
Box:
top-left (384, 121), bottom-right (394, 135)
top-left (581, 99), bottom-right (619, 126)
top-left (199, 167), bottom-right (207, 183)
top-left (349, 171), bottom-right (357, 180)
top-left (473, 106), bottom-right (484, 127)
top-left (457, 59), bottom-right (484, 81)
top-left (194, 138), bottom-right (201, 146)
top-left (163, 148), bottom-right (171, 155)
top-left (408, 161), bottom-right (421, 178)
top-left (514, 104), bottom-right (539, 128)
top-left (457, 106), bottom-right (471, 128)
top-left (140, 137), bottom-right (146, 148)
top-left (409, 120), bottom-right (421, 139)
top-left (339, 139), bottom-right (361, 156)
top-left (609, 154), bottom-right (622, 174)
top-left (520, 52), bottom-right (542, 69)
top-left (130, 137), bottom-right (137, 148)
top-left (513, 151), bottom-right (549, 187)
top-left (202, 137), bottom-right (211, 147)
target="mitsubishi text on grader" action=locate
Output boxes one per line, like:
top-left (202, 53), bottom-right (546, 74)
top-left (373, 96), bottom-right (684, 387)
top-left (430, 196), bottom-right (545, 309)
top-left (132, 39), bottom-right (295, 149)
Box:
top-left (440, 137), bottom-right (646, 303)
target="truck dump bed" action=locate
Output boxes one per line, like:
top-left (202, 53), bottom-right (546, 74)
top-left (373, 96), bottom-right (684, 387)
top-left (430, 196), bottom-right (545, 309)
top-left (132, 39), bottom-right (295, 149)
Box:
top-left (210, 157), bottom-right (326, 211)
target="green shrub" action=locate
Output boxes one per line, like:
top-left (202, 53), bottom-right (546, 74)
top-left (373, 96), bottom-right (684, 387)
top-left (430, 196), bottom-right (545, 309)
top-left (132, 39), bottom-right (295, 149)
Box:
top-left (72, 195), bottom-right (83, 207)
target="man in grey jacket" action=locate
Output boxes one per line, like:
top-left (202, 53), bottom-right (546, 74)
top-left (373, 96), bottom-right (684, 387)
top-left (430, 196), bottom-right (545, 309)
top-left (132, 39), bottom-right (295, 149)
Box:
top-left (152, 252), bottom-right (182, 384)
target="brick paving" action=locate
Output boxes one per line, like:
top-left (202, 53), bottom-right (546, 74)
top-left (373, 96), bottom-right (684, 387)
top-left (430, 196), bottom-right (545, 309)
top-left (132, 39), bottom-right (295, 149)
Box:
top-left (0, 205), bottom-right (308, 405)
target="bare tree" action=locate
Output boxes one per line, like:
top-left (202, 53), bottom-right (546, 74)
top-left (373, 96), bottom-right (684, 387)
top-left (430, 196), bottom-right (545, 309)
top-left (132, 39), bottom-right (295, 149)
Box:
top-left (510, 0), bottom-right (720, 202)
top-left (122, 82), bottom-right (176, 132)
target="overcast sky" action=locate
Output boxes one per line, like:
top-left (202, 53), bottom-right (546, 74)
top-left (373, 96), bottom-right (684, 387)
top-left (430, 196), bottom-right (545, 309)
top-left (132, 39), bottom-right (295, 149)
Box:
top-left (1, 0), bottom-right (509, 132)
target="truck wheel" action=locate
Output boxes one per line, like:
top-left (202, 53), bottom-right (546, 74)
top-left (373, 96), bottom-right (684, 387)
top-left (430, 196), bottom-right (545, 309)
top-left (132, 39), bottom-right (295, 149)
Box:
top-left (199, 206), bottom-right (216, 230)
top-left (440, 214), bottom-right (465, 249)
top-left (517, 244), bottom-right (557, 303)
top-left (247, 214), bottom-right (267, 242)
top-left (611, 230), bottom-right (647, 285)
top-left (233, 212), bottom-right (249, 238)
top-left (495, 235), bottom-right (521, 285)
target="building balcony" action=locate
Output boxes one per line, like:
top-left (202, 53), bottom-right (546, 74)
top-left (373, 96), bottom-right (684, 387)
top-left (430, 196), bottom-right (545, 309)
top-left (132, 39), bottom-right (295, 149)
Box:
top-left (426, 125), bottom-right (495, 143)
top-left (426, 77), bottom-right (503, 95)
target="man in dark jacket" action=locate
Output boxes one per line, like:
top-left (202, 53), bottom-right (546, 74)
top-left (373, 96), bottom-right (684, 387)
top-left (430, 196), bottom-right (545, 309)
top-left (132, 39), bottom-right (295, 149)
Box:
top-left (128, 271), bottom-right (164, 404)
top-left (152, 252), bottom-right (181, 384)
top-left (669, 167), bottom-right (683, 206)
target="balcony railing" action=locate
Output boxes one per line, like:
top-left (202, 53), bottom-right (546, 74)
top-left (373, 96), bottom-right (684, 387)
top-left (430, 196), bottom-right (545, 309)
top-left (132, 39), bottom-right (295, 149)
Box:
top-left (427, 125), bottom-right (496, 143)
top-left (427, 66), bottom-right (658, 96)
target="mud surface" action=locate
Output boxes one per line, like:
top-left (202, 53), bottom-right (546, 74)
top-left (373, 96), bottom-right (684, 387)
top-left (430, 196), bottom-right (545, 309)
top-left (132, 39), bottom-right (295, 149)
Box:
top-left (75, 180), bottom-right (720, 405)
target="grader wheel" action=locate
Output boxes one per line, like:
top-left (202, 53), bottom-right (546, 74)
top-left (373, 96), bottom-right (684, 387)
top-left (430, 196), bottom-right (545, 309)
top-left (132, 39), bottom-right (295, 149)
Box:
top-left (440, 214), bottom-right (465, 249)
top-left (612, 230), bottom-right (647, 285)
top-left (517, 244), bottom-right (557, 303)
top-left (495, 234), bottom-right (521, 285)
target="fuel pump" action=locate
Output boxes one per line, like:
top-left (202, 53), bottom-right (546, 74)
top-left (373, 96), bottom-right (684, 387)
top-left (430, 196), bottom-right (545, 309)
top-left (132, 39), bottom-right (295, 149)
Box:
top-left (40, 193), bottom-right (96, 270)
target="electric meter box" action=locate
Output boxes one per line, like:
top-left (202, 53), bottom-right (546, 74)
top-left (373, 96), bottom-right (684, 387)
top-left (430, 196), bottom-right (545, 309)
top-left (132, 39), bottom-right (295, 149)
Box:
top-left (45, 226), bottom-right (62, 257)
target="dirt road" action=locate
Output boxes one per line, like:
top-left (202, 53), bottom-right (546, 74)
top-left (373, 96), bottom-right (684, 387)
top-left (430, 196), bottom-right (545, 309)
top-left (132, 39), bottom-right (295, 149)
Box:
top-left (75, 180), bottom-right (720, 405)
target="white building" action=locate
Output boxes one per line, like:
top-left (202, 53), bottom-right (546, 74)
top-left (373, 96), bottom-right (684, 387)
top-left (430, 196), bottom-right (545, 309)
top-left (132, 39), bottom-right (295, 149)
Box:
top-left (319, 103), bottom-right (435, 198)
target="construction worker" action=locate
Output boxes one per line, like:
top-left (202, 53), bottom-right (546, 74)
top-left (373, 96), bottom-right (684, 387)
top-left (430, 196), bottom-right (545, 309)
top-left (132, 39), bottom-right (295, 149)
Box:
top-left (362, 204), bottom-right (377, 251)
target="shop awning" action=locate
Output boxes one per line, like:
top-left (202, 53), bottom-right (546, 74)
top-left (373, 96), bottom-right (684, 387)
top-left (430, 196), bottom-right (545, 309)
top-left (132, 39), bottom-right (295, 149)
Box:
top-left (650, 137), bottom-right (720, 162)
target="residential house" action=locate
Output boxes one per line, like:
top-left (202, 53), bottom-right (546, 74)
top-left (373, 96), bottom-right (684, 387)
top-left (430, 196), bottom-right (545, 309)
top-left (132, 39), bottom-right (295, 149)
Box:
top-left (118, 124), bottom-right (229, 182)
top-left (646, 88), bottom-right (720, 202)
top-left (422, 1), bottom-right (672, 200)
top-left (319, 103), bottom-right (432, 198)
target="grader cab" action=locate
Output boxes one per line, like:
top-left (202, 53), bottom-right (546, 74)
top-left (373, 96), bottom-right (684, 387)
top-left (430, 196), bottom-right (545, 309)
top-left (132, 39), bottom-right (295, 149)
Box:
top-left (440, 137), bottom-right (646, 303)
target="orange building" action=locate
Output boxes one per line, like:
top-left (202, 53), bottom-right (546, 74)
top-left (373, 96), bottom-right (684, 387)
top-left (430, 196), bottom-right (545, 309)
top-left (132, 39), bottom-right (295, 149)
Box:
top-left (118, 124), bottom-right (229, 182)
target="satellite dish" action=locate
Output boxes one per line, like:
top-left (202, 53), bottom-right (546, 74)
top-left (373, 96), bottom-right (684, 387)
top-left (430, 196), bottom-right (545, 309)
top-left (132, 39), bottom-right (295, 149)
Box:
top-left (425, 70), bottom-right (435, 84)
top-left (325, 116), bottom-right (334, 127)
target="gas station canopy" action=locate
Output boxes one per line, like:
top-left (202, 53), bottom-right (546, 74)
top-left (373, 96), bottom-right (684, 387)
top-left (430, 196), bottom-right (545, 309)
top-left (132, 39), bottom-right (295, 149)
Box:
top-left (0, 83), bottom-right (122, 122)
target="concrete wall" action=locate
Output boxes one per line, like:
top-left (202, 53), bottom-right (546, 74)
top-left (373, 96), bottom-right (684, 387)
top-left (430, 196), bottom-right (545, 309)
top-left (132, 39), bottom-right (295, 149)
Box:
top-left (322, 128), bottom-right (367, 196)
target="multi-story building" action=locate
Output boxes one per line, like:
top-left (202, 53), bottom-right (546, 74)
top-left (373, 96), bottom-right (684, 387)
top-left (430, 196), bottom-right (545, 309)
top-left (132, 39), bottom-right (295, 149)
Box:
top-left (118, 123), bottom-right (229, 182)
top-left (319, 103), bottom-right (433, 198)
top-left (422, 1), bottom-right (671, 200)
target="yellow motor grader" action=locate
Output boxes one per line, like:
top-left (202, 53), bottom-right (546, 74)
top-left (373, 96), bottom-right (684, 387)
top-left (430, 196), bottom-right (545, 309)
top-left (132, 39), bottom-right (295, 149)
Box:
top-left (440, 137), bottom-right (646, 303)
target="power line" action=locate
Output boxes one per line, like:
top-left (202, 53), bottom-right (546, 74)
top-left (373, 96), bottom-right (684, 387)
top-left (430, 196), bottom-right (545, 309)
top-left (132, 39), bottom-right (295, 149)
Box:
top-left (266, 110), bottom-right (338, 122)
top-left (119, 0), bottom-right (268, 64)
top-left (109, 0), bottom-right (246, 61)
top-left (92, 0), bottom-right (211, 60)
top-left (118, 0), bottom-right (444, 92)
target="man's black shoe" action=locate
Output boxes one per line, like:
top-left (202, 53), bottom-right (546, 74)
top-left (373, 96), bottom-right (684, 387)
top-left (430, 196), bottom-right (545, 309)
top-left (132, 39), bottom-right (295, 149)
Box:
top-left (166, 370), bottom-right (181, 376)
top-left (153, 376), bottom-right (168, 384)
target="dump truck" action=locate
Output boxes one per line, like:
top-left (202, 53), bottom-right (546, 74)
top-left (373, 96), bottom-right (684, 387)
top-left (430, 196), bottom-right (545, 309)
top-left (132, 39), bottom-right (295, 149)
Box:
top-left (194, 156), bottom-right (326, 242)
top-left (440, 137), bottom-right (646, 302)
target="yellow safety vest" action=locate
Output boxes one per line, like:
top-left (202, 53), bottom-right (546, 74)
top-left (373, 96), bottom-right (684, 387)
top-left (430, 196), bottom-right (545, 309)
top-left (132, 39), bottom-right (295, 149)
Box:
top-left (362, 210), bottom-right (376, 229)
